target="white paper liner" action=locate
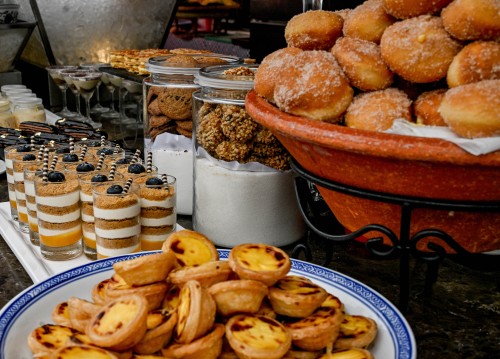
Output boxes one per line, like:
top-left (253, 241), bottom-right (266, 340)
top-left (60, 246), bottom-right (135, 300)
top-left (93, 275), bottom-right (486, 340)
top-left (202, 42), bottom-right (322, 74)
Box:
top-left (151, 131), bottom-right (282, 172)
top-left (384, 119), bottom-right (500, 156)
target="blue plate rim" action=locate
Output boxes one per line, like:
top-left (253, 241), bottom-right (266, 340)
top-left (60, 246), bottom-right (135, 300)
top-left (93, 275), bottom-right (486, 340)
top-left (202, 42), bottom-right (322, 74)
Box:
top-left (0, 249), bottom-right (416, 359)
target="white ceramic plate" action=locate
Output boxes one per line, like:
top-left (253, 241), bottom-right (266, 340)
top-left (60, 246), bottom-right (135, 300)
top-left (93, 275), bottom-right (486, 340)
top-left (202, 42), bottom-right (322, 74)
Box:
top-left (0, 250), bottom-right (416, 359)
top-left (0, 160), bottom-right (5, 175)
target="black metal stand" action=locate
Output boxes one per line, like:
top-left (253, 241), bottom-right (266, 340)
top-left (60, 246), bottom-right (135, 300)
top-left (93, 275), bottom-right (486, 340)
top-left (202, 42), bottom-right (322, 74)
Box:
top-left (290, 159), bottom-right (500, 312)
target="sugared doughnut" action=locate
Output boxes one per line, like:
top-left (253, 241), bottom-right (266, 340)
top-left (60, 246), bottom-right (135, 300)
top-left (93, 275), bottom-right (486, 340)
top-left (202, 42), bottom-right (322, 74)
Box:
top-left (345, 88), bottom-right (413, 131)
top-left (343, 0), bottom-right (396, 43)
top-left (413, 89), bottom-right (447, 126)
top-left (285, 10), bottom-right (344, 51)
top-left (331, 36), bottom-right (393, 91)
top-left (438, 79), bottom-right (500, 138)
top-left (441, 0), bottom-right (500, 41)
top-left (273, 51), bottom-right (354, 123)
top-left (383, 0), bottom-right (453, 19)
top-left (447, 41), bottom-right (500, 88)
top-left (380, 15), bottom-right (462, 83)
top-left (253, 47), bottom-right (303, 104)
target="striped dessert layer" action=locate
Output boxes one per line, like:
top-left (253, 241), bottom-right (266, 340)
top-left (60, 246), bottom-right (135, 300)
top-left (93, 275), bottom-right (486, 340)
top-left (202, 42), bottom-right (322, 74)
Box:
top-left (93, 202), bottom-right (140, 220)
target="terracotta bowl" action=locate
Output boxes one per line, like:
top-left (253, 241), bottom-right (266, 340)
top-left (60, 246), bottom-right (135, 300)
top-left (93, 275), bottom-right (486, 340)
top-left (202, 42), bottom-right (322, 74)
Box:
top-left (245, 90), bottom-right (500, 253)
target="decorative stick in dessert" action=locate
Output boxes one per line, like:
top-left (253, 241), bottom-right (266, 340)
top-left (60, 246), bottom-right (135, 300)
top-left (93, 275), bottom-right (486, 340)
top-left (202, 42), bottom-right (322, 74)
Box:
top-left (92, 180), bottom-right (141, 258)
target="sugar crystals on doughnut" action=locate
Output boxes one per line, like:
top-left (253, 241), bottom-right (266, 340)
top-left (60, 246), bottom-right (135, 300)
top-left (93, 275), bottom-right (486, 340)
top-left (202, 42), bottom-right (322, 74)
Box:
top-left (285, 10), bottom-right (344, 51)
top-left (441, 0), bottom-right (500, 41)
top-left (273, 51), bottom-right (354, 123)
top-left (447, 41), bottom-right (500, 88)
top-left (413, 89), bottom-right (447, 126)
top-left (380, 15), bottom-right (462, 83)
top-left (331, 36), bottom-right (393, 91)
top-left (345, 88), bottom-right (413, 132)
top-left (343, 0), bottom-right (397, 43)
top-left (439, 79), bottom-right (500, 138)
top-left (383, 0), bottom-right (453, 19)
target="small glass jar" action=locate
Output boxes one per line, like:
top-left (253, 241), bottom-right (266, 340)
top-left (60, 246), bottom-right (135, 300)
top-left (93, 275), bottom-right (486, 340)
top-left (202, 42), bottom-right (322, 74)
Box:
top-left (13, 97), bottom-right (46, 127)
top-left (143, 53), bottom-right (241, 215)
top-left (0, 99), bottom-right (15, 128)
top-left (191, 64), bottom-right (306, 248)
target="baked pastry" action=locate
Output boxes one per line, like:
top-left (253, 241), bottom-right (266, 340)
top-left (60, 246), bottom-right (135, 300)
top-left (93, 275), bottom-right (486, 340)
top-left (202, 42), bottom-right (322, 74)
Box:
top-left (273, 50), bottom-right (354, 122)
top-left (162, 284), bottom-right (181, 311)
top-left (284, 307), bottom-right (343, 351)
top-left (441, 0), bottom-right (500, 41)
top-left (162, 323), bottom-right (225, 359)
top-left (447, 41), bottom-right (500, 88)
top-left (413, 89), bottom-right (447, 126)
top-left (285, 10), bottom-right (344, 50)
top-left (112, 251), bottom-right (177, 286)
top-left (86, 294), bottom-right (149, 351)
top-left (342, 0), bottom-right (396, 43)
top-left (52, 302), bottom-right (72, 327)
top-left (175, 280), bottom-right (216, 344)
top-left (331, 36), bottom-right (393, 91)
top-left (334, 315), bottom-right (378, 349)
top-left (169, 260), bottom-right (231, 288)
top-left (92, 279), bottom-right (110, 306)
top-left (162, 229), bottom-right (219, 267)
top-left (228, 243), bottom-right (291, 286)
top-left (283, 349), bottom-right (323, 358)
top-left (225, 314), bottom-right (292, 359)
top-left (320, 293), bottom-right (345, 313)
top-left (104, 274), bottom-right (168, 312)
top-left (438, 79), bottom-right (500, 138)
top-left (133, 309), bottom-right (177, 354)
top-left (380, 15), bottom-right (462, 83)
top-left (67, 296), bottom-right (101, 333)
top-left (344, 88), bottom-right (413, 132)
top-left (49, 344), bottom-right (119, 358)
top-left (28, 324), bottom-right (90, 358)
top-left (318, 348), bottom-right (374, 359)
top-left (268, 275), bottom-right (328, 318)
top-left (207, 279), bottom-right (269, 317)
top-left (383, 0), bottom-right (453, 19)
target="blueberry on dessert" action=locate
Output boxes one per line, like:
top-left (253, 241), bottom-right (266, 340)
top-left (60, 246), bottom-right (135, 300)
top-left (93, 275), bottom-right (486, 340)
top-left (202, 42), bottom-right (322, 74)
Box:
top-left (107, 184), bottom-right (123, 194)
top-left (76, 162), bottom-right (95, 172)
top-left (97, 148), bottom-right (114, 156)
top-left (16, 144), bottom-right (32, 152)
top-left (62, 153), bottom-right (79, 162)
top-left (91, 174), bottom-right (108, 183)
top-left (22, 154), bottom-right (37, 161)
top-left (56, 146), bottom-right (71, 154)
top-left (128, 163), bottom-right (146, 174)
top-left (145, 177), bottom-right (163, 186)
top-left (48, 171), bottom-right (66, 182)
top-left (116, 158), bottom-right (131, 164)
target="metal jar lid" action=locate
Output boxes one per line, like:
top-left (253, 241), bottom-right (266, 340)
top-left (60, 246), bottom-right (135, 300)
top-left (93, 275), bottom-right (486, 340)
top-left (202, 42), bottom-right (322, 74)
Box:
top-left (194, 64), bottom-right (258, 90)
top-left (146, 54), bottom-right (243, 76)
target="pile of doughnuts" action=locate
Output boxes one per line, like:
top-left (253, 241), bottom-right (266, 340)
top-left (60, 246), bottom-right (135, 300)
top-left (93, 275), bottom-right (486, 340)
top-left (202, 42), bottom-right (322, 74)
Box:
top-left (254, 0), bottom-right (500, 139)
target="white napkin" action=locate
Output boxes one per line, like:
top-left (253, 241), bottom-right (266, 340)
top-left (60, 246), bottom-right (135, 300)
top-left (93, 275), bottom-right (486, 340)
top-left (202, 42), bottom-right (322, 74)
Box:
top-left (384, 119), bottom-right (500, 156)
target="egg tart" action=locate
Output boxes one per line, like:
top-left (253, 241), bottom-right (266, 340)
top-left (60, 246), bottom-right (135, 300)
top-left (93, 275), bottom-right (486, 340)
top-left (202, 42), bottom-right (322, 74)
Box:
top-left (28, 324), bottom-right (88, 358)
top-left (283, 348), bottom-right (323, 358)
top-left (162, 284), bottom-right (181, 311)
top-left (168, 260), bottom-right (232, 288)
top-left (161, 323), bottom-right (225, 359)
top-left (162, 229), bottom-right (218, 267)
top-left (268, 275), bottom-right (328, 318)
top-left (175, 279), bottom-right (216, 344)
top-left (207, 279), bottom-right (269, 317)
top-left (319, 348), bottom-right (374, 359)
top-left (86, 294), bottom-right (148, 351)
top-left (133, 309), bottom-right (178, 354)
top-left (228, 243), bottom-right (291, 286)
top-left (49, 344), bottom-right (119, 359)
top-left (113, 251), bottom-right (177, 286)
top-left (92, 279), bottom-right (111, 306)
top-left (285, 307), bottom-right (343, 351)
top-left (52, 301), bottom-right (72, 327)
top-left (334, 315), bottom-right (378, 350)
top-left (320, 293), bottom-right (345, 313)
top-left (67, 297), bottom-right (101, 333)
top-left (104, 274), bottom-right (168, 312)
top-left (225, 314), bottom-right (292, 359)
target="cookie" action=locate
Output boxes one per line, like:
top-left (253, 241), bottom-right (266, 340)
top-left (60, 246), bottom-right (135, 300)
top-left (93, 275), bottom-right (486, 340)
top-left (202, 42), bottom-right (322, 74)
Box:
top-left (150, 115), bottom-right (173, 129)
top-left (157, 87), bottom-right (195, 120)
top-left (176, 120), bottom-right (193, 131)
top-left (176, 126), bottom-right (192, 138)
top-left (219, 104), bottom-right (258, 143)
top-left (147, 98), bottom-right (163, 116)
top-left (215, 141), bottom-right (252, 162)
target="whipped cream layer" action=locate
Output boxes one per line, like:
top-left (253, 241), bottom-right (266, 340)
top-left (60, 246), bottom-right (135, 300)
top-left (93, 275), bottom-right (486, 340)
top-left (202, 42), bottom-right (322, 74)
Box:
top-left (93, 202), bottom-right (140, 220)
top-left (81, 213), bottom-right (94, 222)
top-left (140, 196), bottom-right (175, 208)
top-left (80, 192), bottom-right (93, 202)
top-left (36, 191), bottom-right (80, 207)
top-left (95, 224), bottom-right (141, 239)
top-left (140, 215), bottom-right (176, 227)
top-left (15, 190), bottom-right (26, 201)
top-left (37, 208), bottom-right (81, 223)
top-left (97, 243), bottom-right (140, 257)
top-left (13, 172), bottom-right (24, 181)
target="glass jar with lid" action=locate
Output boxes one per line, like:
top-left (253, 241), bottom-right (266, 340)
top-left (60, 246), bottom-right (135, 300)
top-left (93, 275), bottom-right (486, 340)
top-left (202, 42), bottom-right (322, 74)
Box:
top-left (12, 97), bottom-right (46, 127)
top-left (143, 53), bottom-right (242, 215)
top-left (191, 64), bottom-right (306, 248)
top-left (0, 99), bottom-right (15, 128)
